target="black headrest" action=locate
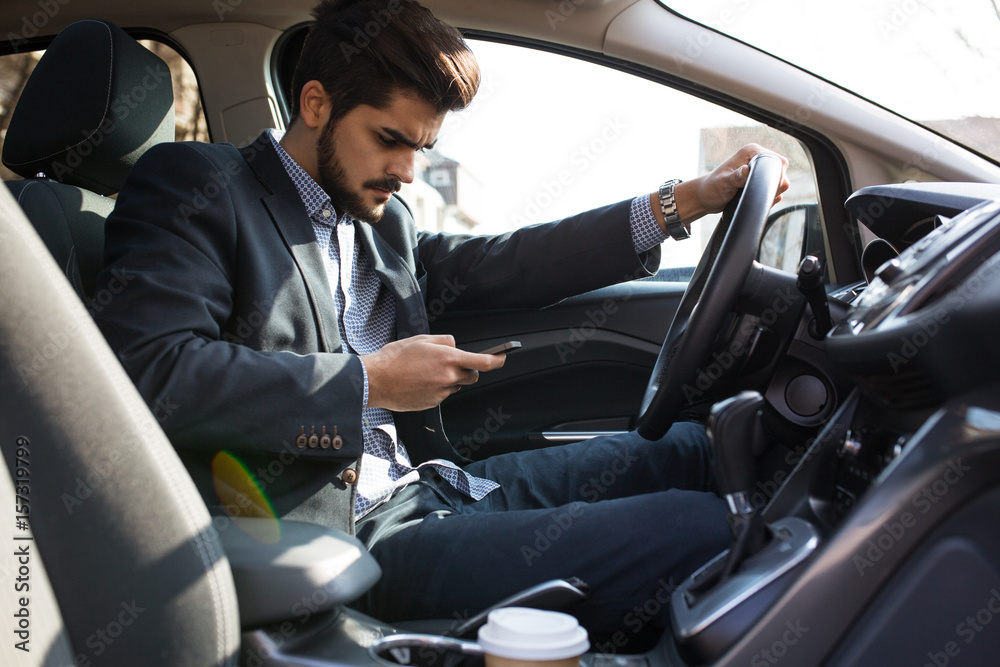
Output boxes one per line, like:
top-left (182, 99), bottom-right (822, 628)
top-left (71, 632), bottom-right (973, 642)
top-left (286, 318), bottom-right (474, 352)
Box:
top-left (2, 20), bottom-right (174, 195)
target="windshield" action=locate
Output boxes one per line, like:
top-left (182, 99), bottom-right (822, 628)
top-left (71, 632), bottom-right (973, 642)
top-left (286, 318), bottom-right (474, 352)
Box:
top-left (663, 0), bottom-right (1000, 164)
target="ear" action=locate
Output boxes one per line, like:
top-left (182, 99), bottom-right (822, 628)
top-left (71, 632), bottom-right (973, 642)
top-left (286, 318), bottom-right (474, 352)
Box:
top-left (297, 80), bottom-right (330, 130)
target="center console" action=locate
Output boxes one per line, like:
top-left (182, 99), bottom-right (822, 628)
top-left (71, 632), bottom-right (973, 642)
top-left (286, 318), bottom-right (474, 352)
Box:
top-left (663, 193), bottom-right (1000, 665)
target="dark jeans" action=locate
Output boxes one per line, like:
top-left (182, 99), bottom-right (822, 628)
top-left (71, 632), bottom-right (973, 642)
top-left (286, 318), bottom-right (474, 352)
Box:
top-left (353, 422), bottom-right (730, 644)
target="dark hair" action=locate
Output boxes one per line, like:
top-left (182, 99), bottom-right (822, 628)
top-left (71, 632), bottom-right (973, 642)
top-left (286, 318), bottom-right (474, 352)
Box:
top-left (290, 0), bottom-right (480, 124)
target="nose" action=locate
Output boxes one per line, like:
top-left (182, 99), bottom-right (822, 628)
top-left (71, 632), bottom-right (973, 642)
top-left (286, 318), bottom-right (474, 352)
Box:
top-left (387, 151), bottom-right (416, 185)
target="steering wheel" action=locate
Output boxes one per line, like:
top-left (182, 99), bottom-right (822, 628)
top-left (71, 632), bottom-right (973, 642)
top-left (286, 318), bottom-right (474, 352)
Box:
top-left (636, 154), bottom-right (785, 440)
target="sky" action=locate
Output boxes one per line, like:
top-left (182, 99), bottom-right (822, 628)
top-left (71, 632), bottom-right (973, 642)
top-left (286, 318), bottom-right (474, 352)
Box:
top-left (665, 0), bottom-right (1000, 121)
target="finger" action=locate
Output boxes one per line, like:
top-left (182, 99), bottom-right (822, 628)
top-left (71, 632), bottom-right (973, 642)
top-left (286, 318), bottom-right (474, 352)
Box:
top-left (733, 163), bottom-right (750, 187)
top-left (421, 334), bottom-right (456, 347)
top-left (447, 370), bottom-right (480, 395)
top-left (452, 350), bottom-right (507, 372)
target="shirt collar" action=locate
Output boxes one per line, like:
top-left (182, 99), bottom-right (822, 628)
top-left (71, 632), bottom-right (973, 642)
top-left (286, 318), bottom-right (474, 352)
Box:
top-left (268, 129), bottom-right (340, 223)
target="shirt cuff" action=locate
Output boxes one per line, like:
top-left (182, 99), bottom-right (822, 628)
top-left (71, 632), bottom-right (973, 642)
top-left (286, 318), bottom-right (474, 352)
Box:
top-left (630, 195), bottom-right (668, 254)
top-left (358, 357), bottom-right (370, 409)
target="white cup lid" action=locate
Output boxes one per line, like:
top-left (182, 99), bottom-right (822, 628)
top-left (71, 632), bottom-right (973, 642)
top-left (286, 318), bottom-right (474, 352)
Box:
top-left (477, 608), bottom-right (589, 661)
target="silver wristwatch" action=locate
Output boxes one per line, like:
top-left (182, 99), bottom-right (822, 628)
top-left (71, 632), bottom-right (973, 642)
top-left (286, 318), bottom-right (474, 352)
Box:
top-left (658, 179), bottom-right (689, 241)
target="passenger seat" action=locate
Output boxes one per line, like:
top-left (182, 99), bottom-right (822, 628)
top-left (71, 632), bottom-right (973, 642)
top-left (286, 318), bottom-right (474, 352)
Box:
top-left (1, 19), bottom-right (175, 305)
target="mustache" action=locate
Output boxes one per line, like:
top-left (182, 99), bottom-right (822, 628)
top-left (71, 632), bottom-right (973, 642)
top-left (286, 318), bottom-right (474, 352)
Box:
top-left (364, 178), bottom-right (402, 193)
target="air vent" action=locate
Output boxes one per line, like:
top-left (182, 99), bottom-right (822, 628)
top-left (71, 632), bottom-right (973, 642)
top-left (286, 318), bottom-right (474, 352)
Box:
top-left (857, 365), bottom-right (942, 410)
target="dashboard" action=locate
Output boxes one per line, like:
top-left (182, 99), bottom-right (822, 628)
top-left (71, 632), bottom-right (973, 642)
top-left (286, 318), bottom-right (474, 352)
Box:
top-left (669, 182), bottom-right (1000, 665)
top-left (816, 186), bottom-right (1000, 523)
top-left (829, 188), bottom-right (1000, 411)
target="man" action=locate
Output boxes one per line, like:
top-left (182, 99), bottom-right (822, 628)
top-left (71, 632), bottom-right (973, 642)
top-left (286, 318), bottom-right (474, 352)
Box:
top-left (95, 0), bottom-right (789, 644)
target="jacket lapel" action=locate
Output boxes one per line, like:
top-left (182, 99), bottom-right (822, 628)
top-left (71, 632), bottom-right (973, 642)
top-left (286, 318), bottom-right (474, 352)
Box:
top-left (241, 133), bottom-right (343, 353)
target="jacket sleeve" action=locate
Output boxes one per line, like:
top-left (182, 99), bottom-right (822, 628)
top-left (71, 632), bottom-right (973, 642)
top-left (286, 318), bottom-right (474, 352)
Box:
top-left (415, 198), bottom-right (661, 310)
top-left (93, 142), bottom-right (365, 461)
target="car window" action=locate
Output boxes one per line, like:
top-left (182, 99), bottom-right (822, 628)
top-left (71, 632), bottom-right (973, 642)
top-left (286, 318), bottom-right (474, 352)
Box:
top-left (0, 39), bottom-right (208, 182)
top-left (397, 39), bottom-right (823, 274)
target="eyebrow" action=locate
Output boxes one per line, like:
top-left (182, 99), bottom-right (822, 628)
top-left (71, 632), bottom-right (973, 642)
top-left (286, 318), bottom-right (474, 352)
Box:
top-left (381, 127), bottom-right (437, 151)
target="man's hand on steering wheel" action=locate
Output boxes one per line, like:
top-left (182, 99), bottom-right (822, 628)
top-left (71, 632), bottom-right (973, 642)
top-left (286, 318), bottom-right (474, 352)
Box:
top-left (637, 149), bottom-right (790, 441)
top-left (649, 144), bottom-right (791, 235)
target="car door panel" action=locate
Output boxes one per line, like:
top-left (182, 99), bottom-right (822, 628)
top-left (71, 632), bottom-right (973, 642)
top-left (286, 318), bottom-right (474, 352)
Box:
top-left (431, 280), bottom-right (686, 459)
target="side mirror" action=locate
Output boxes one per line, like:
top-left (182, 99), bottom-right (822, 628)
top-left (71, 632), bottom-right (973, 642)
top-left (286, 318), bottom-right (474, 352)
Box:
top-left (757, 203), bottom-right (827, 279)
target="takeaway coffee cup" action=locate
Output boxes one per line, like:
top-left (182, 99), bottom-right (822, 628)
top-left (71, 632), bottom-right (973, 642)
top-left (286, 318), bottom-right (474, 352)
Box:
top-left (477, 608), bottom-right (589, 667)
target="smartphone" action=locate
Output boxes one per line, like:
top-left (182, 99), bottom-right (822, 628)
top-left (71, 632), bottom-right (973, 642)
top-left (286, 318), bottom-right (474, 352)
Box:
top-left (478, 341), bottom-right (522, 355)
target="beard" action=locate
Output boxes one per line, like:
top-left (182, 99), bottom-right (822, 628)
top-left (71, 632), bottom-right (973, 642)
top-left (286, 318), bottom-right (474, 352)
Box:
top-left (316, 116), bottom-right (401, 224)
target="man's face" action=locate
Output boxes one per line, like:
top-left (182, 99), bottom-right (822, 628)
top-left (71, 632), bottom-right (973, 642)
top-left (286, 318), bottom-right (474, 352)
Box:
top-left (316, 91), bottom-right (445, 224)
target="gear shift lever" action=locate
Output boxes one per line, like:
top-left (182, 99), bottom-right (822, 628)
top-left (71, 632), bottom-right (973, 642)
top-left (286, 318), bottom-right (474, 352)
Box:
top-left (672, 391), bottom-right (821, 661)
top-left (709, 390), bottom-right (765, 522)
top-left (708, 391), bottom-right (770, 582)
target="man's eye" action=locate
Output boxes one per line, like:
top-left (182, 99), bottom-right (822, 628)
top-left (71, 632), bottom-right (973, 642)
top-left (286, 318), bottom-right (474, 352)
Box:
top-left (378, 135), bottom-right (396, 146)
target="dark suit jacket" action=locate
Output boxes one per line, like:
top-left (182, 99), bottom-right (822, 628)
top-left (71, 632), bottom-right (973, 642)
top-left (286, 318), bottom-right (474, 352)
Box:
top-left (95, 131), bottom-right (661, 535)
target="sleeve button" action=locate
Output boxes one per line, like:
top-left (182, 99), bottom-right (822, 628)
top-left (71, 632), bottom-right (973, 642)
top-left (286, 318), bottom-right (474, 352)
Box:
top-left (341, 468), bottom-right (358, 485)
